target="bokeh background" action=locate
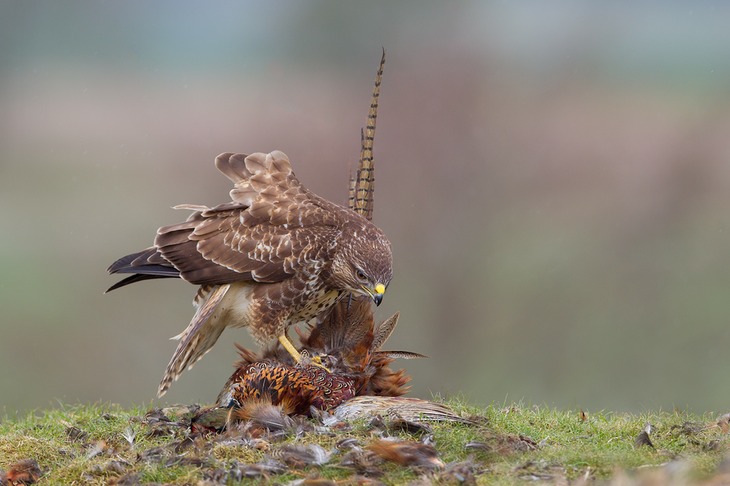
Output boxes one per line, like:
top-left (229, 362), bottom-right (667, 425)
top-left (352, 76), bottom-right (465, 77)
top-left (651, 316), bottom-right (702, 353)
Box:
top-left (3, 1), bottom-right (730, 415)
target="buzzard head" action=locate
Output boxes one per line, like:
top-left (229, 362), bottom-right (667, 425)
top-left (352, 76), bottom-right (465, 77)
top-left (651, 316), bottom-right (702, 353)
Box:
top-left (329, 220), bottom-right (393, 306)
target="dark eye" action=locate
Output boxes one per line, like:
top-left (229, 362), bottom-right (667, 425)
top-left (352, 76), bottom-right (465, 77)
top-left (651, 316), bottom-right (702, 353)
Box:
top-left (355, 268), bottom-right (367, 282)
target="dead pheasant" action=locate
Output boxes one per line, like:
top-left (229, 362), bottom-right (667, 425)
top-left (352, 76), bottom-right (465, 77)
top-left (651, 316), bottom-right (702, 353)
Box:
top-left (215, 297), bottom-right (423, 416)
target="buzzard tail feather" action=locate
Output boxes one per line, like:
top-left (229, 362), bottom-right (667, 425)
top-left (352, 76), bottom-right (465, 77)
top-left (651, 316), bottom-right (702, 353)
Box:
top-left (158, 284), bottom-right (231, 397)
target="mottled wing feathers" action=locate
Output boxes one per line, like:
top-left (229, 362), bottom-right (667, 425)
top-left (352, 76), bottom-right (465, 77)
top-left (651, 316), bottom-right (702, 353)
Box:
top-left (216, 151), bottom-right (340, 227)
top-left (152, 216), bottom-right (246, 285)
top-left (178, 152), bottom-right (345, 283)
top-left (112, 151), bottom-right (348, 288)
top-left (216, 151), bottom-right (295, 206)
top-left (169, 216), bottom-right (339, 284)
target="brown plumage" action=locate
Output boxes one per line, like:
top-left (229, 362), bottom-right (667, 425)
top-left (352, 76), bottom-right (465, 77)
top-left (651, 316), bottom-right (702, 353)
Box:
top-left (0, 459), bottom-right (42, 485)
top-left (301, 298), bottom-right (420, 397)
top-left (219, 350), bottom-right (357, 415)
top-left (368, 439), bottom-right (445, 471)
top-left (212, 52), bottom-right (422, 419)
top-left (216, 302), bottom-right (422, 418)
top-left (108, 129), bottom-right (392, 396)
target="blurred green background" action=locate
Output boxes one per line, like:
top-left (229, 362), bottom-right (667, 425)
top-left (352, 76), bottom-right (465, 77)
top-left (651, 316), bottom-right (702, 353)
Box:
top-left (2, 1), bottom-right (730, 415)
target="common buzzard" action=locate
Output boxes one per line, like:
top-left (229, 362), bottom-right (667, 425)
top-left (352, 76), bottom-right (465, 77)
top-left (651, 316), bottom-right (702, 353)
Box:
top-left (107, 150), bottom-right (393, 396)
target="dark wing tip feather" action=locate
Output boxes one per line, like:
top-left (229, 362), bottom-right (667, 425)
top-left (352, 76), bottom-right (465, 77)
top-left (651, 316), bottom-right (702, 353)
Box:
top-left (107, 252), bottom-right (140, 274)
top-left (105, 273), bottom-right (178, 293)
top-left (107, 247), bottom-right (171, 274)
top-left (106, 247), bottom-right (180, 291)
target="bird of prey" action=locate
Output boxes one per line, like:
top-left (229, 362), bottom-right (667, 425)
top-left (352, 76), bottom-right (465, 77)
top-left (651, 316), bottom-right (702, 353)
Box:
top-left (107, 55), bottom-right (393, 397)
top-left (107, 150), bottom-right (392, 396)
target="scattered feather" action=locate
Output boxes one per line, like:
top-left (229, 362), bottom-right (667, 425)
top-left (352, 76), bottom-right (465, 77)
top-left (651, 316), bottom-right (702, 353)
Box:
top-left (227, 459), bottom-right (287, 480)
top-left (161, 404), bottom-right (200, 423)
top-left (368, 438), bottom-right (444, 471)
top-left (671, 421), bottom-right (704, 436)
top-left (465, 433), bottom-right (537, 455)
top-left (191, 406), bottom-right (230, 434)
top-left (65, 426), bottom-right (88, 443)
top-left (137, 446), bottom-right (166, 463)
top-left (85, 440), bottom-right (108, 459)
top-left (235, 400), bottom-right (298, 433)
top-left (286, 477), bottom-right (339, 486)
top-left (85, 459), bottom-right (130, 477)
top-left (270, 444), bottom-right (332, 468)
top-left (340, 449), bottom-right (384, 477)
top-left (2, 459), bottom-right (42, 485)
top-left (635, 423), bottom-right (655, 448)
top-left (438, 459), bottom-right (482, 485)
top-left (465, 441), bottom-right (490, 451)
top-left (142, 408), bottom-right (172, 424)
top-left (122, 426), bottom-right (136, 448)
top-left (387, 416), bottom-right (433, 436)
top-left (717, 413), bottom-right (730, 433)
top-left (108, 472), bottom-right (141, 485)
top-left (336, 437), bottom-right (362, 451)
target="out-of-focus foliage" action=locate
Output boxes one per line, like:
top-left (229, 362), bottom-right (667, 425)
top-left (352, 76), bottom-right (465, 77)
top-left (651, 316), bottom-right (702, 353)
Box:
top-left (3, 1), bottom-right (730, 414)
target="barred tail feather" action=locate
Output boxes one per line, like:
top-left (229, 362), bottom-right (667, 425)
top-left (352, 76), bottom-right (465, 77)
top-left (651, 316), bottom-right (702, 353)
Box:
top-left (352, 49), bottom-right (384, 221)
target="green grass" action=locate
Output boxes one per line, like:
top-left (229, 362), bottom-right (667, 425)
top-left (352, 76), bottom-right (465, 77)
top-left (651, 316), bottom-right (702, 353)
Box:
top-left (1, 400), bottom-right (728, 485)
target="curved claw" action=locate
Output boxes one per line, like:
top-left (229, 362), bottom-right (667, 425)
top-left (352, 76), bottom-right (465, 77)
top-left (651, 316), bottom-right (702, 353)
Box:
top-left (278, 334), bottom-right (332, 372)
top-left (310, 355), bottom-right (331, 373)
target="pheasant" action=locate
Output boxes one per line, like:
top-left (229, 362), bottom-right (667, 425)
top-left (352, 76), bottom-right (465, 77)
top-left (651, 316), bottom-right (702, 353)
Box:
top-left (215, 297), bottom-right (423, 417)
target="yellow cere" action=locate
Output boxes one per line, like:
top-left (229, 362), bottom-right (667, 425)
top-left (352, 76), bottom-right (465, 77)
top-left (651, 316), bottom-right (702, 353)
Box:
top-left (374, 283), bottom-right (386, 295)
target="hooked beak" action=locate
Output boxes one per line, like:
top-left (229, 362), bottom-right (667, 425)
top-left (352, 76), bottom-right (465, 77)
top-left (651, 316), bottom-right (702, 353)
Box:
top-left (369, 283), bottom-right (386, 306)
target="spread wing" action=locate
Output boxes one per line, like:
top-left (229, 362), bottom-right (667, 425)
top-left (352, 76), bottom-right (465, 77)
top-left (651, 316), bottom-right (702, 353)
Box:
top-left (109, 151), bottom-right (345, 288)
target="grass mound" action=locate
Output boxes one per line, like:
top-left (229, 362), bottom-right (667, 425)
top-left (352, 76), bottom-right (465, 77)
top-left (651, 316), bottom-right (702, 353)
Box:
top-left (1, 400), bottom-right (728, 484)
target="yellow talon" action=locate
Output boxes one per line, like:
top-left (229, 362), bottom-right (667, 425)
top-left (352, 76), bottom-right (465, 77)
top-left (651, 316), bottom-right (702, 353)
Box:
top-left (310, 354), bottom-right (331, 373)
top-left (278, 334), bottom-right (331, 372)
